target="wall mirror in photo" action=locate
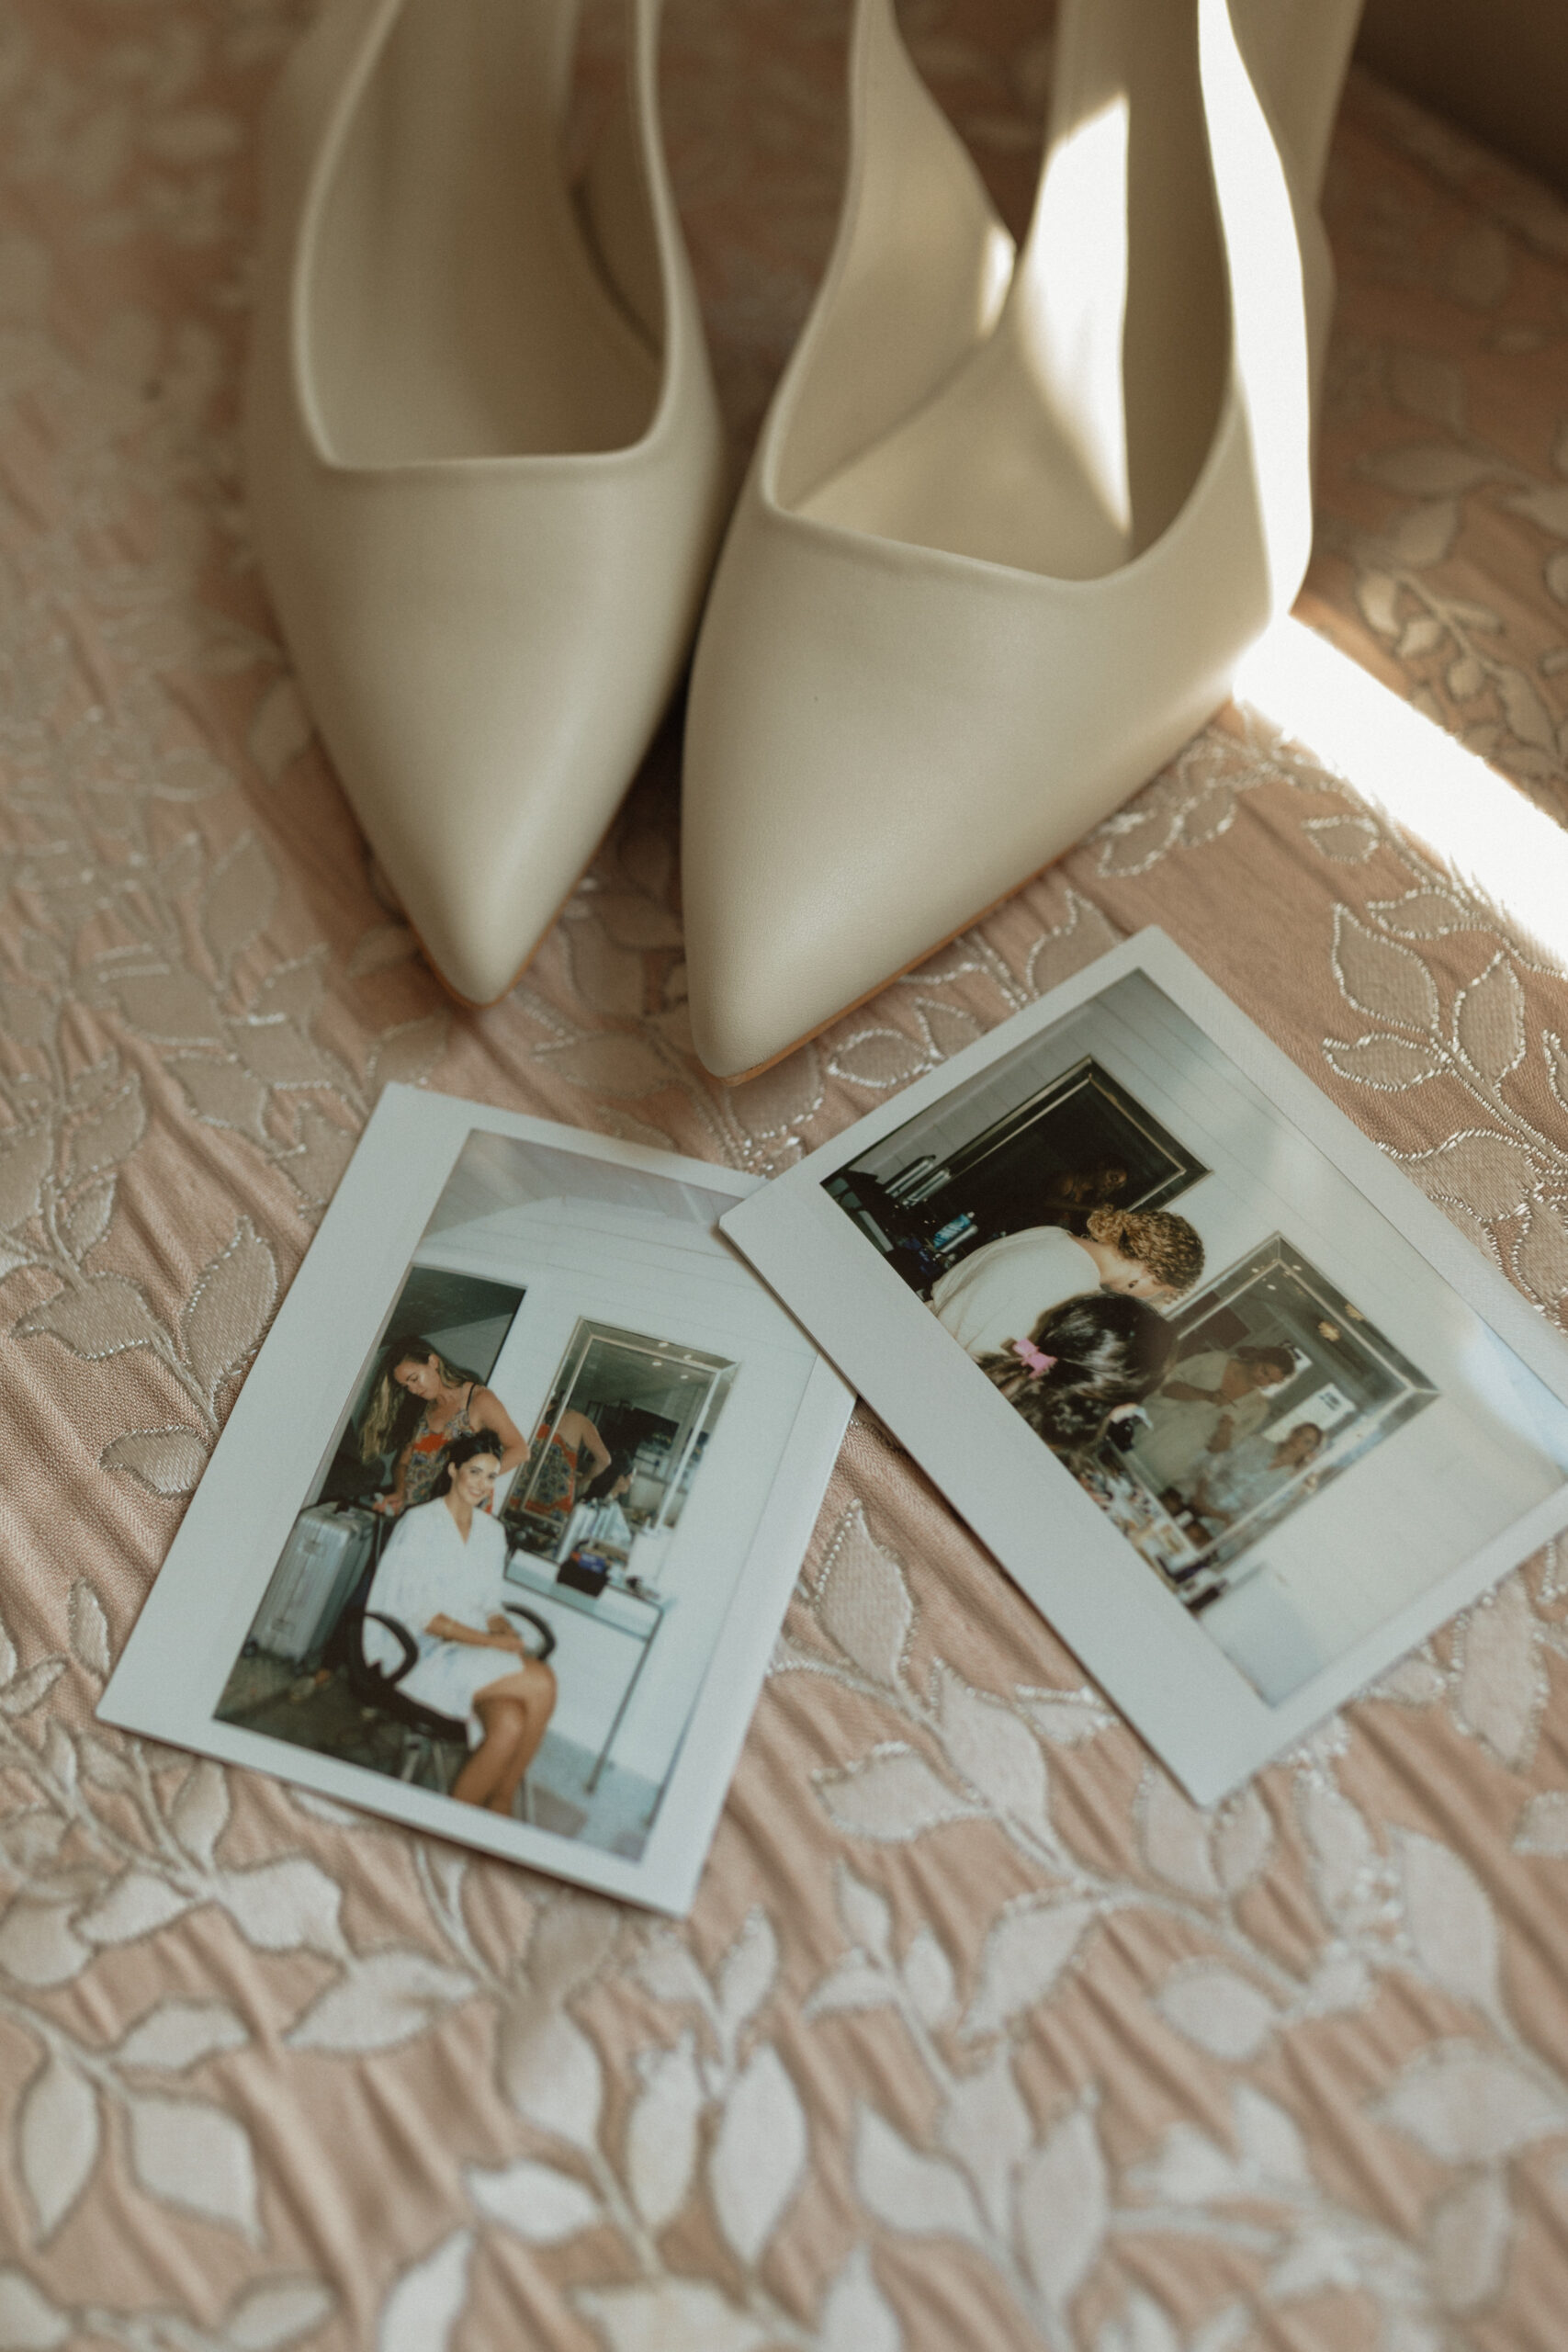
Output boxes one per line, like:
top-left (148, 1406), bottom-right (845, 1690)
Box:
top-left (505, 1320), bottom-right (737, 1577)
top-left (133, 1098), bottom-right (852, 1912)
top-left (721, 933), bottom-right (1568, 1796)
top-left (1101, 1234), bottom-right (1438, 1607)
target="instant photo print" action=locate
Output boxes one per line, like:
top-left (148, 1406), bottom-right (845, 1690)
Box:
top-left (100, 1093), bottom-right (852, 1914)
top-left (723, 930), bottom-right (1568, 1802)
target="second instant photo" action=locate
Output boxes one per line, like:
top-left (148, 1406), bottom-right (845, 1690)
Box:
top-left (722, 931), bottom-right (1568, 1799)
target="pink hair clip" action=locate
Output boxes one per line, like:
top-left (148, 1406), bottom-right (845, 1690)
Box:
top-left (1011, 1340), bottom-right (1058, 1377)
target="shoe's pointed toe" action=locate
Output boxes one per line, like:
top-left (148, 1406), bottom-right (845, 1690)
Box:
top-left (260, 465), bottom-right (719, 1005)
top-left (245, 0), bottom-right (726, 1006)
top-left (328, 622), bottom-right (602, 1008)
top-left (682, 472), bottom-right (1258, 1080)
top-left (403, 847), bottom-right (527, 1011)
top-left (682, 748), bottom-right (840, 1084)
top-left (681, 538), bottom-right (985, 1080)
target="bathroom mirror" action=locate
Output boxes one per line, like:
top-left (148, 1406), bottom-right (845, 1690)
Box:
top-left (503, 1318), bottom-right (738, 1569)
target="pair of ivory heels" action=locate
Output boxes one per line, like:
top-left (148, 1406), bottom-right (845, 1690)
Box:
top-left (247, 0), bottom-right (1362, 1081)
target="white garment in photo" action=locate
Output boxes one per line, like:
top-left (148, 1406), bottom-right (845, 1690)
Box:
top-left (1189, 1429), bottom-right (1288, 1528)
top-left (556, 1495), bottom-right (634, 1562)
top-left (929, 1225), bottom-right (1101, 1358)
top-left (365, 1498), bottom-right (514, 1744)
top-left (1133, 1349), bottom-right (1271, 1490)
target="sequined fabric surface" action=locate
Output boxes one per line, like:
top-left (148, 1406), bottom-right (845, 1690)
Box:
top-left (4, 5), bottom-right (1568, 2347)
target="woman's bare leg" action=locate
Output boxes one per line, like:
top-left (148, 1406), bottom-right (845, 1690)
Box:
top-left (480, 1702), bottom-right (534, 1815)
top-left (451, 1695), bottom-right (530, 1807)
top-left (489, 1663), bottom-right (557, 1814)
top-left (451, 1665), bottom-right (557, 1811)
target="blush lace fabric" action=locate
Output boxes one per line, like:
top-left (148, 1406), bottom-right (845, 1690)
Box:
top-left (2, 6), bottom-right (1568, 2346)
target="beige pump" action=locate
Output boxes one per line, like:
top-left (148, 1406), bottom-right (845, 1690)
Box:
top-left (246, 0), bottom-right (728, 1004)
top-left (682, 0), bottom-right (1363, 1080)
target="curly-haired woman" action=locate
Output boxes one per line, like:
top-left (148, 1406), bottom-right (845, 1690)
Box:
top-left (931, 1205), bottom-right (1204, 1360)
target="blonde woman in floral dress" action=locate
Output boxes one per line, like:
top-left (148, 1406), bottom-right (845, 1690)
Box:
top-left (358, 1329), bottom-right (526, 1514)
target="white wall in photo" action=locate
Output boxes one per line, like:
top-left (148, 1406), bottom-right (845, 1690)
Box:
top-left (416, 1195), bottom-right (814, 1786)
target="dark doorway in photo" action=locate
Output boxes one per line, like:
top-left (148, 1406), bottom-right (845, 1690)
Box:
top-left (829, 1055), bottom-right (1207, 1297)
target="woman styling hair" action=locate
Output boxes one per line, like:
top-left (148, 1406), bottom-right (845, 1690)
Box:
top-left (359, 1330), bottom-right (526, 1516)
top-left (931, 1204), bottom-right (1203, 1360)
top-left (976, 1292), bottom-right (1178, 1456)
top-left (1079, 1207), bottom-right (1205, 1294)
top-left (364, 1430), bottom-right (558, 1815)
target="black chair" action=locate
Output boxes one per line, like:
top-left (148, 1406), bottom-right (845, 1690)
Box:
top-left (339, 1603), bottom-right (557, 1797)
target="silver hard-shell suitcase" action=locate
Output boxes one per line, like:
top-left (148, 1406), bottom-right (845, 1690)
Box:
top-left (251, 1503), bottom-right (376, 1663)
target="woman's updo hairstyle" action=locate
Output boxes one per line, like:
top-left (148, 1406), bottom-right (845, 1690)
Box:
top-left (434, 1428), bottom-right (506, 1497)
top-left (976, 1292), bottom-right (1177, 1455)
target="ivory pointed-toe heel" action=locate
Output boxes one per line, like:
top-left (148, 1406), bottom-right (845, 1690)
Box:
top-left (682, 0), bottom-right (1362, 1080)
top-left (246, 0), bottom-right (728, 1005)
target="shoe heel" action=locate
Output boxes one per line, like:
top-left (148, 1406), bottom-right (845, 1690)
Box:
top-left (682, 0), bottom-right (1363, 1080)
top-left (1230, 0), bottom-right (1363, 202)
top-left (778, 0), bottom-right (1011, 513)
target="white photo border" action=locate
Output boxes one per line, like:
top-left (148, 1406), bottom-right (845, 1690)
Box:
top-left (720, 928), bottom-right (1568, 1802)
top-left (98, 1088), bottom-right (852, 1916)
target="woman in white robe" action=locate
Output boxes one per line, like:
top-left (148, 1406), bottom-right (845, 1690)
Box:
top-left (556, 1453), bottom-right (636, 1564)
top-left (366, 1431), bottom-right (557, 1814)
